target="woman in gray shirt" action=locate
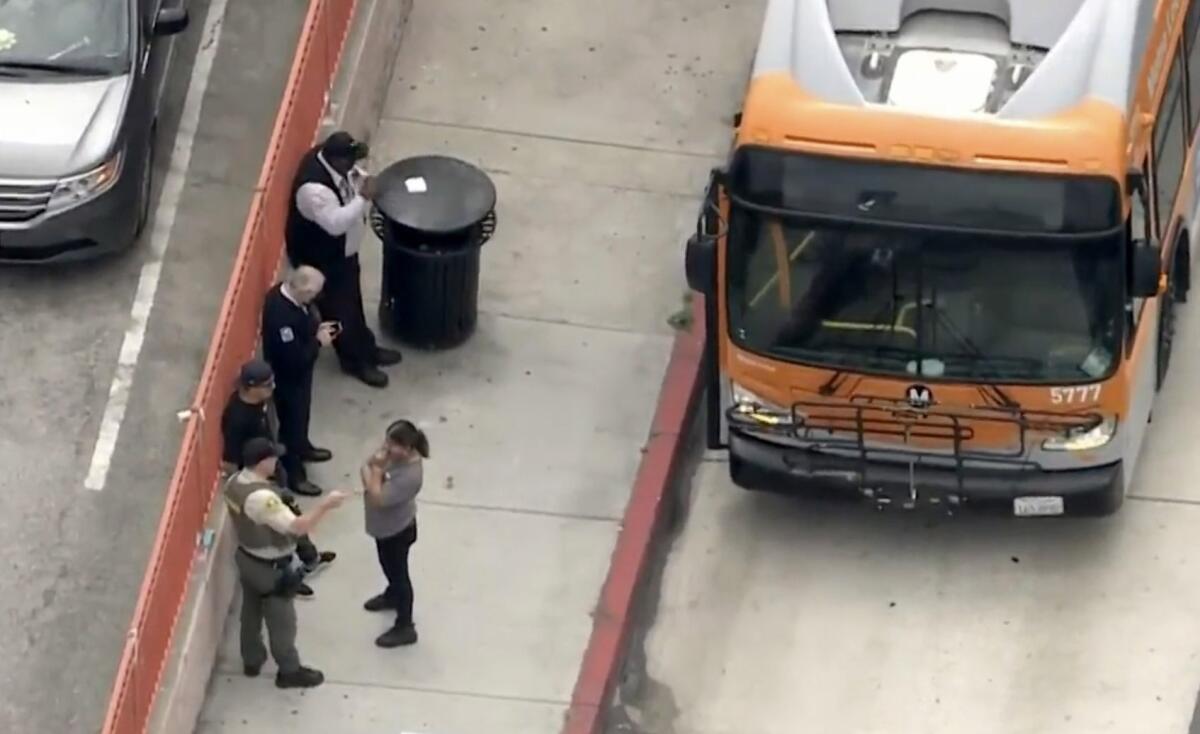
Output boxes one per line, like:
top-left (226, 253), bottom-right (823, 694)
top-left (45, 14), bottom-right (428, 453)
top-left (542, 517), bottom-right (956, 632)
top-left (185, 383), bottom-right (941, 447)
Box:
top-left (359, 419), bottom-right (428, 648)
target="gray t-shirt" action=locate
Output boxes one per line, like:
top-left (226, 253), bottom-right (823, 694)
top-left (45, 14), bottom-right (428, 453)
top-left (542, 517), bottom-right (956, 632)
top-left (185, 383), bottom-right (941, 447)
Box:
top-left (364, 459), bottom-right (421, 539)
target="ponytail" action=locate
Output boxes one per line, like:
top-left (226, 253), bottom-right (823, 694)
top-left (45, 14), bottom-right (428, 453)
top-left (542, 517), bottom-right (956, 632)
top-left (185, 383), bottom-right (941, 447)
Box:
top-left (386, 419), bottom-right (430, 458)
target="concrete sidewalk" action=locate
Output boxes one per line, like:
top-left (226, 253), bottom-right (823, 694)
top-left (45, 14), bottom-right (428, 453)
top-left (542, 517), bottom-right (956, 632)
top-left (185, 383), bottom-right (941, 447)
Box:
top-left (196, 0), bottom-right (750, 731)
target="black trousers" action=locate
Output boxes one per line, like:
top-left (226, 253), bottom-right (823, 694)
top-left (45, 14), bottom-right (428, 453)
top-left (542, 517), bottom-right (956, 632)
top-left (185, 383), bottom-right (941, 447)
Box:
top-left (272, 450), bottom-right (307, 491)
top-left (375, 521), bottom-right (417, 627)
top-left (315, 254), bottom-right (378, 372)
top-left (277, 491), bottom-right (319, 567)
top-left (274, 368), bottom-right (315, 481)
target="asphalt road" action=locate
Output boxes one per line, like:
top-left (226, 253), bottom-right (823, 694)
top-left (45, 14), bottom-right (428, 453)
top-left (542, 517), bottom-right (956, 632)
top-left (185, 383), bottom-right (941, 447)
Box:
top-left (623, 296), bottom-right (1200, 731)
top-left (0, 0), bottom-right (313, 730)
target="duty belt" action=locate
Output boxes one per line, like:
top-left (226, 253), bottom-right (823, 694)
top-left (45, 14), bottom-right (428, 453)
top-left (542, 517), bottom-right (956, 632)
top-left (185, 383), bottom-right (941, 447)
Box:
top-left (237, 547), bottom-right (294, 568)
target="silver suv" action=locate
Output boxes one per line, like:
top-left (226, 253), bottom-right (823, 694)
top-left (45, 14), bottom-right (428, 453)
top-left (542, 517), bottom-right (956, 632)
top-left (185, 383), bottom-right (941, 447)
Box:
top-left (0, 0), bottom-right (187, 263)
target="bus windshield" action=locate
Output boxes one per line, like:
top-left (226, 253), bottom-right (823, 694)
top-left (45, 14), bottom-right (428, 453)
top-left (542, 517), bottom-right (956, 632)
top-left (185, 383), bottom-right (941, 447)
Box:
top-left (726, 211), bottom-right (1125, 384)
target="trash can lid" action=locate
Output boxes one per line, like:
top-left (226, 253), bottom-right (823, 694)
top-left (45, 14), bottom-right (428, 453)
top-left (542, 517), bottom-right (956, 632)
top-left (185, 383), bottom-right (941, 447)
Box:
top-left (373, 155), bottom-right (497, 235)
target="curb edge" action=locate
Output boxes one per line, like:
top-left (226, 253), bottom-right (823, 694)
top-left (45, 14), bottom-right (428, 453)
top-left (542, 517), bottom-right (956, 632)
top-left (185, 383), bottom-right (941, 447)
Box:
top-left (562, 295), bottom-right (707, 734)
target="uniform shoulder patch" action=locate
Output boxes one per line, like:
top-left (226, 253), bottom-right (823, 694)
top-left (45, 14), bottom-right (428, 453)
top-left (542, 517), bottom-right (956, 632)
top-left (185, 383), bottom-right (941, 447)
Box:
top-left (264, 494), bottom-right (283, 511)
top-left (279, 326), bottom-right (294, 343)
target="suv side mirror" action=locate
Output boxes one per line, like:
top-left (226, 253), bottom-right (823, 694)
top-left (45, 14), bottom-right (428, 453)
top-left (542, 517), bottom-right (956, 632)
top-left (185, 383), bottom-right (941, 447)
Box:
top-left (154, 7), bottom-right (189, 36)
top-left (1131, 240), bottom-right (1163, 298)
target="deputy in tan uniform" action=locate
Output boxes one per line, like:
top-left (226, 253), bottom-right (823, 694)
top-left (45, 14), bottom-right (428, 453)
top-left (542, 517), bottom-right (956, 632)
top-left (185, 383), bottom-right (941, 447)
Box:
top-left (224, 437), bottom-right (348, 689)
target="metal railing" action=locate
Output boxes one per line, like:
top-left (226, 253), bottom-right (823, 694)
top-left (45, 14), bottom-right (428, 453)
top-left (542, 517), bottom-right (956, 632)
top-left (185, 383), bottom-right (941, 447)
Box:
top-left (98, 1), bottom-right (356, 731)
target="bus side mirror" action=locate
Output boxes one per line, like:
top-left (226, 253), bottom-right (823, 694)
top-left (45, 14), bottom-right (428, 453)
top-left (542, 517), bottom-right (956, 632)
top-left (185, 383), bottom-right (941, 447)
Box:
top-left (1131, 240), bottom-right (1163, 298)
top-left (686, 170), bottom-right (724, 294)
top-left (685, 233), bottom-right (715, 294)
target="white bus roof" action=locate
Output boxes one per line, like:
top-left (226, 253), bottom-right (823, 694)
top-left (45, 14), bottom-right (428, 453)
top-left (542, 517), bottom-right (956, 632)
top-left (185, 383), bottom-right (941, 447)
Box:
top-left (752, 0), bottom-right (1155, 119)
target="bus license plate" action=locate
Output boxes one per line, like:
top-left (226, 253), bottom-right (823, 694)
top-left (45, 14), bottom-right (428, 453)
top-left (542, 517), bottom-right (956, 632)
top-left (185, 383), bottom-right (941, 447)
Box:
top-left (1014, 496), bottom-right (1064, 517)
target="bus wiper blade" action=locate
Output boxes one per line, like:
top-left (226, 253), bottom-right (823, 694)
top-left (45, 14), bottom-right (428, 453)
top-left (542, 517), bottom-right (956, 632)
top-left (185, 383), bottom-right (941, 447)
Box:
top-left (927, 308), bottom-right (1019, 409)
top-left (0, 60), bottom-right (109, 75)
top-left (817, 369), bottom-right (848, 396)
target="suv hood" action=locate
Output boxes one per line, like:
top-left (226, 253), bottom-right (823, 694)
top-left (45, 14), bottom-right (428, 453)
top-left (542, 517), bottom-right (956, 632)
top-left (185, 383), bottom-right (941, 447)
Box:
top-left (0, 75), bottom-right (130, 179)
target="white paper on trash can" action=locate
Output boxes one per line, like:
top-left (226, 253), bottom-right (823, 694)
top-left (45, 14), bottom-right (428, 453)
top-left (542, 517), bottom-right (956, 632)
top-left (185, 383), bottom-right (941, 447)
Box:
top-left (404, 176), bottom-right (428, 193)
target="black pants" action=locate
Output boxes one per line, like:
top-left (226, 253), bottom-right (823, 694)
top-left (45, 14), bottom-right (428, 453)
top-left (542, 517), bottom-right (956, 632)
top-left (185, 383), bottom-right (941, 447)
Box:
top-left (274, 368), bottom-right (315, 480)
top-left (272, 454), bottom-right (308, 493)
top-left (375, 521), bottom-right (417, 627)
top-left (277, 492), bottom-right (319, 567)
top-left (315, 254), bottom-right (378, 372)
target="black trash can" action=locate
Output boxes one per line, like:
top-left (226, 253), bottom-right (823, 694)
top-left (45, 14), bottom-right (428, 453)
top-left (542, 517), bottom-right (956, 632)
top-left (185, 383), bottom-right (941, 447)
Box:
top-left (369, 155), bottom-right (497, 350)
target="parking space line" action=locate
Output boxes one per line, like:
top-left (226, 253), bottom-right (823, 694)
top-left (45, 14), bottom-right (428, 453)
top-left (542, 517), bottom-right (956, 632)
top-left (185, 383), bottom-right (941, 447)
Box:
top-left (84, 0), bottom-right (230, 491)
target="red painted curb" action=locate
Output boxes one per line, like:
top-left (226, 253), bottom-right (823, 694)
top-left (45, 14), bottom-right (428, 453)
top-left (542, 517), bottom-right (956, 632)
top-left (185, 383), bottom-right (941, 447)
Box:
top-left (562, 296), bottom-right (707, 734)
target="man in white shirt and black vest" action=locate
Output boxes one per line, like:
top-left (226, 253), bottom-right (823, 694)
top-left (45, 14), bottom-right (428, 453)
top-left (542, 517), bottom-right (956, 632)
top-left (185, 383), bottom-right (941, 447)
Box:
top-left (285, 131), bottom-right (402, 388)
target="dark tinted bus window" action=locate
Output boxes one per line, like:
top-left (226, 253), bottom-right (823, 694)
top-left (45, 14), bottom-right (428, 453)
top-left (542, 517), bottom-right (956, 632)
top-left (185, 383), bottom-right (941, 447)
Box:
top-left (1154, 48), bottom-right (1187, 236)
top-left (729, 147), bottom-right (1121, 235)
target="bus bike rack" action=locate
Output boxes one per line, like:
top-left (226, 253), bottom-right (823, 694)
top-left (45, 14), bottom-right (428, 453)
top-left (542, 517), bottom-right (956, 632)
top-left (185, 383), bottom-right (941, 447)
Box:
top-left (747, 395), bottom-right (1104, 505)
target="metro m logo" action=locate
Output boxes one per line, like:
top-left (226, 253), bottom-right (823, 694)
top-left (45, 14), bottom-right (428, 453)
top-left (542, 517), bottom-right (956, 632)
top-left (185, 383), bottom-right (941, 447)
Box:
top-left (905, 384), bottom-right (934, 409)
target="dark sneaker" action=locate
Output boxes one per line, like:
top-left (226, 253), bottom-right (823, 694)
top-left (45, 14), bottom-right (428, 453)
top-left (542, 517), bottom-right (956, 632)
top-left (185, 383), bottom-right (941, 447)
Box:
top-left (244, 662), bottom-right (262, 677)
top-left (375, 624), bottom-right (418, 648)
top-left (375, 347), bottom-right (403, 366)
top-left (363, 593), bottom-right (395, 612)
top-left (292, 479), bottom-right (323, 497)
top-left (276, 666), bottom-right (324, 689)
top-left (295, 583), bottom-right (314, 599)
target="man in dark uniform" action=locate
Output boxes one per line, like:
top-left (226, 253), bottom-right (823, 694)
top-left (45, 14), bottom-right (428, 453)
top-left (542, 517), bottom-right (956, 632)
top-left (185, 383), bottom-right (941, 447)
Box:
top-left (221, 359), bottom-right (336, 597)
top-left (224, 437), bottom-right (348, 688)
top-left (285, 130), bottom-right (402, 389)
top-left (221, 359), bottom-right (325, 497)
top-left (262, 266), bottom-right (335, 473)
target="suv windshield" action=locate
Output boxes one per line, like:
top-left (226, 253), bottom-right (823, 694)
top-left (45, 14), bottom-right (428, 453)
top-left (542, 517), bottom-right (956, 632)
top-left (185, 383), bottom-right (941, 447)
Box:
top-left (0, 0), bottom-right (130, 75)
top-left (727, 212), bottom-right (1125, 383)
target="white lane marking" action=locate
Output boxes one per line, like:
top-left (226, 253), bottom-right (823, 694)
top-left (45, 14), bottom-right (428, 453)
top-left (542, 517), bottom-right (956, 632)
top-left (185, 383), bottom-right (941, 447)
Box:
top-left (84, 0), bottom-right (230, 491)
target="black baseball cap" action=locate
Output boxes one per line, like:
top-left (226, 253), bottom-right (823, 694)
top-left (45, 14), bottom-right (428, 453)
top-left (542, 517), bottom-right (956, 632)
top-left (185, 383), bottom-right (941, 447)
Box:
top-left (238, 359), bottom-right (274, 388)
top-left (242, 437), bottom-right (283, 467)
top-left (323, 131), bottom-right (368, 161)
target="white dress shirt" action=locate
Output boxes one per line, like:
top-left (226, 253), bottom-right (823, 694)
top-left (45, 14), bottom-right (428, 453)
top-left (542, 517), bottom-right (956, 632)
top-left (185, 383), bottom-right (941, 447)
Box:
top-left (294, 151), bottom-right (366, 257)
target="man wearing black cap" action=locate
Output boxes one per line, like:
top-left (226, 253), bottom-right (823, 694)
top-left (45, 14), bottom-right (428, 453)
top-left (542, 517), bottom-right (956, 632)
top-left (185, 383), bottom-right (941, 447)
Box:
top-left (285, 130), bottom-right (402, 388)
top-left (224, 437), bottom-right (349, 689)
top-left (221, 359), bottom-right (324, 497)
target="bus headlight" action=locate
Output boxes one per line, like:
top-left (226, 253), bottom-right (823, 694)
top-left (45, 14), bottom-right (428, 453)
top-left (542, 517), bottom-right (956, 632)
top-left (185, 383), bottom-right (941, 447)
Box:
top-left (48, 151), bottom-right (123, 212)
top-left (1041, 416), bottom-right (1117, 452)
top-left (729, 382), bottom-right (796, 428)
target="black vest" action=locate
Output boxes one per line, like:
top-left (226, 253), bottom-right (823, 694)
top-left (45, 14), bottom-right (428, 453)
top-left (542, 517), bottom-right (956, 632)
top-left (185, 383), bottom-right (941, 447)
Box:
top-left (285, 148), bottom-right (347, 272)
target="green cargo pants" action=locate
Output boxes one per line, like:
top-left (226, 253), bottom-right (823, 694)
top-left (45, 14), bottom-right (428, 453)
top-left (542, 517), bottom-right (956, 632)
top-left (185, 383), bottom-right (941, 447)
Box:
top-left (235, 549), bottom-right (301, 674)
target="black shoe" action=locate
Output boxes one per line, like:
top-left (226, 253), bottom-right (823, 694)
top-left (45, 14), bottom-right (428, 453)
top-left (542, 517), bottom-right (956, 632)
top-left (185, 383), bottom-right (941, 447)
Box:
top-left (291, 479), bottom-right (323, 497)
top-left (375, 347), bottom-right (403, 367)
top-left (244, 662), bottom-right (262, 677)
top-left (295, 583), bottom-right (314, 599)
top-left (350, 366), bottom-right (389, 388)
top-left (363, 593), bottom-right (395, 612)
top-left (276, 666), bottom-right (324, 689)
top-left (375, 624), bottom-right (418, 648)
top-left (301, 447), bottom-right (332, 463)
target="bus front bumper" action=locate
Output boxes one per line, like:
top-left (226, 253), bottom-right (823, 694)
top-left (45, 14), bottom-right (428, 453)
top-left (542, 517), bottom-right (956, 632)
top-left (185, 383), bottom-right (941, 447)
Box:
top-left (728, 430), bottom-right (1124, 516)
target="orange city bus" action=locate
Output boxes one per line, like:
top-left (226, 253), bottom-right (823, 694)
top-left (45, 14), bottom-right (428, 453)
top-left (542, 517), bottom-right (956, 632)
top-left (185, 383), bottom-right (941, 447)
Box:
top-left (685, 0), bottom-right (1200, 516)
